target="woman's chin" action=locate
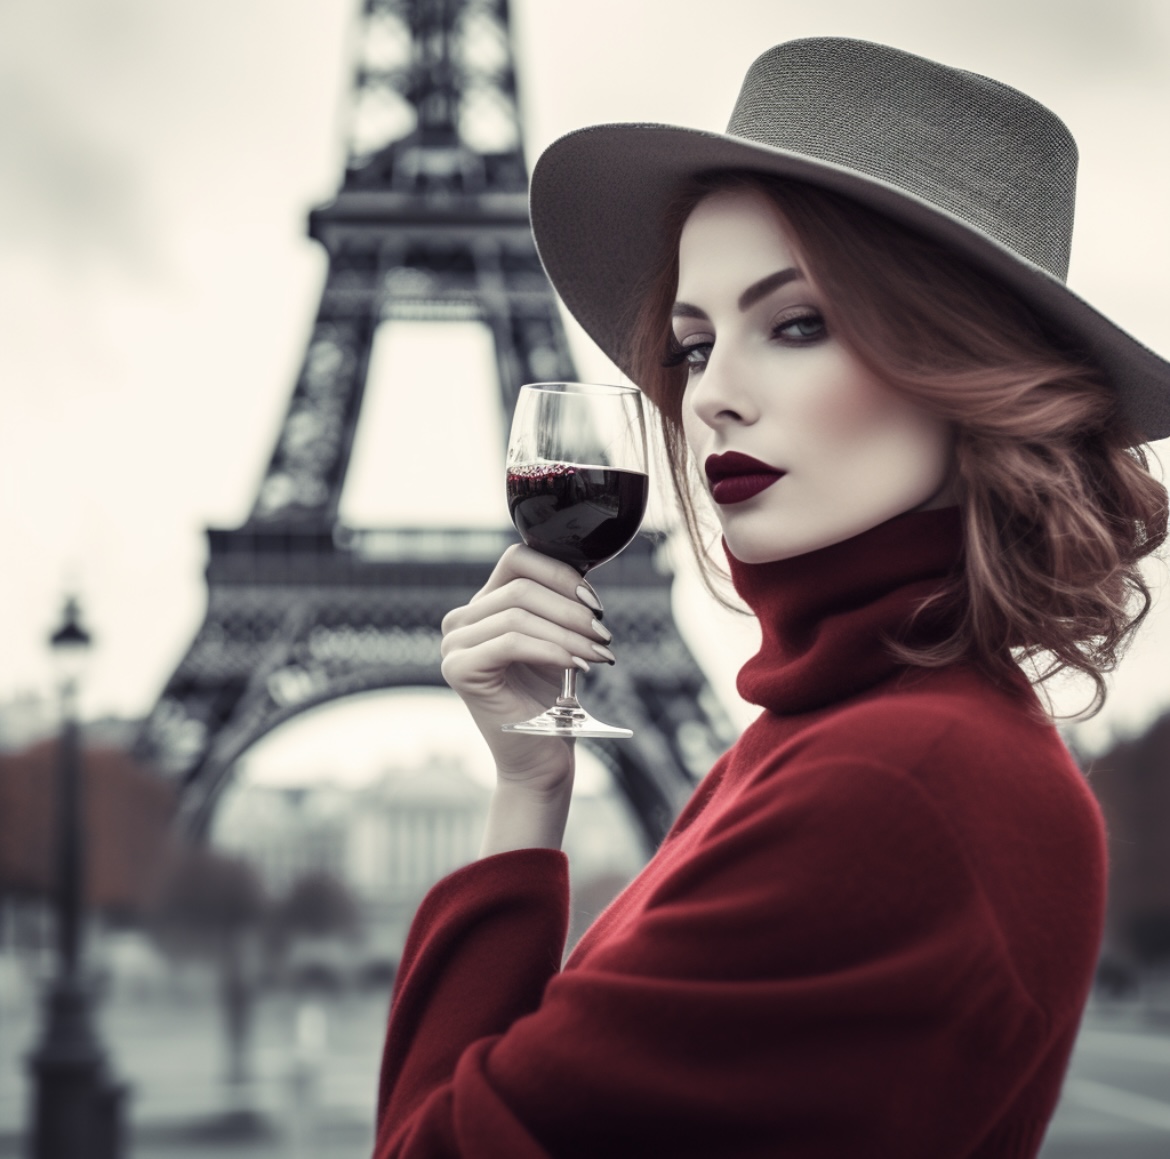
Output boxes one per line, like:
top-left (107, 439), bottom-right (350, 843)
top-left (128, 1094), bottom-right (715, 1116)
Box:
top-left (719, 516), bottom-right (890, 564)
top-left (721, 530), bottom-right (814, 565)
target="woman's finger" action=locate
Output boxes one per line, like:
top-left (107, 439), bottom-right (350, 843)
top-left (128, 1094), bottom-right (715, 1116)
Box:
top-left (471, 543), bottom-right (604, 615)
top-left (440, 631), bottom-right (592, 693)
top-left (442, 576), bottom-right (608, 646)
top-left (442, 605), bottom-right (615, 666)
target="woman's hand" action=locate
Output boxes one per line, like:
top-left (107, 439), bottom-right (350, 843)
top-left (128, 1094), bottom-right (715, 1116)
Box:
top-left (440, 544), bottom-right (615, 802)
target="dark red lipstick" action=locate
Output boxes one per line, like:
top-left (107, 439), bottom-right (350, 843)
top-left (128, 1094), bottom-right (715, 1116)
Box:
top-left (704, 451), bottom-right (785, 505)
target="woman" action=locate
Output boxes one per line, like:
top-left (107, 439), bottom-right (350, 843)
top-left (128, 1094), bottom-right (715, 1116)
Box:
top-left (373, 38), bottom-right (1170, 1158)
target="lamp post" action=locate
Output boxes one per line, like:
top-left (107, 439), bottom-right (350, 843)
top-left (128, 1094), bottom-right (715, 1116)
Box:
top-left (27, 597), bottom-right (124, 1159)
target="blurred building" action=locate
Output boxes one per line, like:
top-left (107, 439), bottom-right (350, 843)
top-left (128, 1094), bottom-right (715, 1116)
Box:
top-left (214, 754), bottom-right (491, 965)
top-left (350, 755), bottom-right (492, 958)
top-left (213, 782), bottom-right (352, 898)
top-left (213, 750), bottom-right (648, 967)
top-left (349, 757), bottom-right (489, 894)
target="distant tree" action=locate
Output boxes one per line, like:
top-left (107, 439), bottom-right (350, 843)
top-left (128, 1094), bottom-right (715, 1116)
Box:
top-left (271, 870), bottom-right (360, 945)
top-left (0, 739), bottom-right (174, 916)
top-left (152, 847), bottom-right (266, 952)
top-left (151, 846), bottom-right (267, 1085)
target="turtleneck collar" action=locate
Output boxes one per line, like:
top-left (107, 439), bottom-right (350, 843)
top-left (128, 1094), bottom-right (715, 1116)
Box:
top-left (727, 507), bottom-right (964, 716)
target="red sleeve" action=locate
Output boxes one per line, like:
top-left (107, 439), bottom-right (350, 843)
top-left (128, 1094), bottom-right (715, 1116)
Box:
top-left (376, 848), bottom-right (570, 1139)
top-left (374, 758), bottom-right (1054, 1159)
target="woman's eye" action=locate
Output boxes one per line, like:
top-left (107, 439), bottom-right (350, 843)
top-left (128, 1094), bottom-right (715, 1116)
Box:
top-left (662, 339), bottom-right (714, 371)
top-left (773, 312), bottom-right (826, 344)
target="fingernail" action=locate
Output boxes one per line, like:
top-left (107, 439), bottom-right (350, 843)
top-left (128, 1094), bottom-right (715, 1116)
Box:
top-left (571, 656), bottom-right (591, 673)
top-left (592, 618), bottom-right (612, 642)
top-left (592, 644), bottom-right (615, 663)
top-left (576, 584), bottom-right (604, 616)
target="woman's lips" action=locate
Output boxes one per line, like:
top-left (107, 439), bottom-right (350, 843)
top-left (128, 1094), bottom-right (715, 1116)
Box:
top-left (711, 473), bottom-right (782, 504)
top-left (705, 451), bottom-right (785, 505)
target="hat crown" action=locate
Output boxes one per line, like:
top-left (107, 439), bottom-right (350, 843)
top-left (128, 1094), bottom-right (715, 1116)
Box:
top-left (727, 38), bottom-right (1078, 279)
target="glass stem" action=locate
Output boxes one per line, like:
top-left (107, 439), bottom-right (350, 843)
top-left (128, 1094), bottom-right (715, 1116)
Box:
top-left (559, 666), bottom-right (579, 706)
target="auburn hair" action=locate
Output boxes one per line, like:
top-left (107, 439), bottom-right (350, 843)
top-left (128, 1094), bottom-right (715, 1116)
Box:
top-left (626, 172), bottom-right (1168, 715)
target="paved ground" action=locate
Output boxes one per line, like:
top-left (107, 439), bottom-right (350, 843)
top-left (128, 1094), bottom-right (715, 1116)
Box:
top-left (1, 978), bottom-right (384, 1159)
top-left (1039, 1005), bottom-right (1170, 1159)
top-left (3, 976), bottom-right (1170, 1156)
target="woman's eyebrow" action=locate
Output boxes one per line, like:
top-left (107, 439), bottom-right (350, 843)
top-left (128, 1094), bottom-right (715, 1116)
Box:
top-left (672, 267), bottom-right (804, 320)
top-left (738, 267), bottom-right (802, 311)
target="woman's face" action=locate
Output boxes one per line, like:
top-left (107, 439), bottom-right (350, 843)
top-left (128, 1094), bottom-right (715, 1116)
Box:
top-left (675, 187), bottom-right (955, 564)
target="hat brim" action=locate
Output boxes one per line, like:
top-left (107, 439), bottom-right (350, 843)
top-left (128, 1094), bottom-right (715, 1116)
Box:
top-left (530, 123), bottom-right (1170, 444)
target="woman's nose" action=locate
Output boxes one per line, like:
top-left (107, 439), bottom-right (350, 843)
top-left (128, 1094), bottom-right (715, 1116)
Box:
top-left (687, 349), bottom-right (760, 429)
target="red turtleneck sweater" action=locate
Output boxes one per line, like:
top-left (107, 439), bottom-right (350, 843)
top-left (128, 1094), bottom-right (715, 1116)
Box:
top-left (373, 509), bottom-right (1106, 1158)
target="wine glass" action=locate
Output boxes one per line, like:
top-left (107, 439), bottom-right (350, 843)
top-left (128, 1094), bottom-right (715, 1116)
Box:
top-left (502, 382), bottom-right (649, 738)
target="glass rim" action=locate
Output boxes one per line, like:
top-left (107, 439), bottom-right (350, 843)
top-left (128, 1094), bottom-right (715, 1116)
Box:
top-left (519, 380), bottom-right (642, 398)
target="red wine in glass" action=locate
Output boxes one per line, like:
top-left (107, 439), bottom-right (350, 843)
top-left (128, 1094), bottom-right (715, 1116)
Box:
top-left (507, 463), bottom-right (649, 574)
top-left (502, 382), bottom-right (648, 739)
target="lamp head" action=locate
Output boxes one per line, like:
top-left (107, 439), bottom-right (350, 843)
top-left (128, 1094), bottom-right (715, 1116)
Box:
top-left (49, 596), bottom-right (93, 692)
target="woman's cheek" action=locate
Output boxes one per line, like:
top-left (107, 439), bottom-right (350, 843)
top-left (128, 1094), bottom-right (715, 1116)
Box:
top-left (795, 366), bottom-right (884, 445)
top-left (680, 384), bottom-right (706, 453)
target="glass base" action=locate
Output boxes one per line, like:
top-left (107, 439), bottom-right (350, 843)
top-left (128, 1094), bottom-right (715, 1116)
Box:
top-left (502, 700), bottom-right (632, 739)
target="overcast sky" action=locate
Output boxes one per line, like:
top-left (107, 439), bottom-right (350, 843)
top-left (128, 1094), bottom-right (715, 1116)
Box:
top-left (2, 0), bottom-right (1169, 782)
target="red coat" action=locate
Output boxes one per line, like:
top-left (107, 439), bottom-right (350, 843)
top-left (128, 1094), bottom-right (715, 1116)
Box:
top-left (374, 509), bottom-right (1106, 1157)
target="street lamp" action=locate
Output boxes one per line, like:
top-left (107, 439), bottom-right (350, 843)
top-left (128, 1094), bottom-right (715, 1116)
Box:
top-left (27, 596), bottom-right (124, 1159)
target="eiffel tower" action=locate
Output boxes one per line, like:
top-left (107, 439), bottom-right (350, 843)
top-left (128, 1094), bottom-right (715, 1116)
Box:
top-left (137, 0), bottom-right (735, 845)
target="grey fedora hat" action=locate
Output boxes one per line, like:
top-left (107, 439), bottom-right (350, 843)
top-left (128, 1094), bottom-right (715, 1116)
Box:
top-left (530, 37), bottom-right (1170, 443)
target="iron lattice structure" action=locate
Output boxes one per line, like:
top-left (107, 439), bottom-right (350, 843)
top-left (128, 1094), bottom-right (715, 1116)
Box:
top-left (137, 0), bottom-right (735, 844)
